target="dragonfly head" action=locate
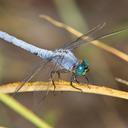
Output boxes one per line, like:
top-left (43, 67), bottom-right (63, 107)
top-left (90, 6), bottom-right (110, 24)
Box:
top-left (74, 59), bottom-right (89, 76)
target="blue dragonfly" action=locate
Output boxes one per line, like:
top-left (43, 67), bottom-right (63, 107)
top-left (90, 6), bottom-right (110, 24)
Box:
top-left (0, 24), bottom-right (127, 93)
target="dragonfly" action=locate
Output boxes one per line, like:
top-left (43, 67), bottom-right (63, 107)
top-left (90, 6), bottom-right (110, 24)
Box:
top-left (0, 24), bottom-right (127, 93)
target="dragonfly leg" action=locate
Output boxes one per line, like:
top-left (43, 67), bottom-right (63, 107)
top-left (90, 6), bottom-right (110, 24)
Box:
top-left (70, 74), bottom-right (83, 92)
top-left (84, 76), bottom-right (90, 88)
top-left (56, 71), bottom-right (61, 79)
top-left (74, 75), bottom-right (80, 84)
top-left (50, 70), bottom-right (65, 93)
top-left (50, 71), bottom-right (56, 92)
top-left (56, 69), bottom-right (69, 80)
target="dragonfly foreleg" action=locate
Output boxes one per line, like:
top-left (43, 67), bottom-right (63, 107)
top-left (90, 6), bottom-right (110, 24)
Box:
top-left (70, 74), bottom-right (83, 92)
top-left (74, 75), bottom-right (80, 84)
top-left (84, 76), bottom-right (90, 88)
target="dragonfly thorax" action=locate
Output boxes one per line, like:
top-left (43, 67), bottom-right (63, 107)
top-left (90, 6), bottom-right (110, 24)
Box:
top-left (74, 59), bottom-right (89, 76)
top-left (53, 49), bottom-right (78, 71)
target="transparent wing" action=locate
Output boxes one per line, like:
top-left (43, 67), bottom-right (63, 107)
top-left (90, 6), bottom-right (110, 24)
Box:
top-left (14, 54), bottom-right (65, 94)
top-left (61, 23), bottom-right (106, 49)
top-left (41, 55), bottom-right (65, 99)
top-left (63, 25), bottom-right (128, 50)
top-left (14, 59), bottom-right (52, 94)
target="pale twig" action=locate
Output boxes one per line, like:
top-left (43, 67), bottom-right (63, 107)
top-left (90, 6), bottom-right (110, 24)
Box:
top-left (0, 81), bottom-right (128, 100)
top-left (116, 78), bottom-right (128, 86)
top-left (39, 15), bottom-right (128, 62)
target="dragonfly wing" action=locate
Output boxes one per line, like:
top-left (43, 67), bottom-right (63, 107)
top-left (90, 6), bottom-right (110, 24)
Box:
top-left (63, 25), bottom-right (128, 50)
top-left (43, 55), bottom-right (65, 97)
top-left (14, 54), bottom-right (66, 94)
top-left (14, 59), bottom-right (52, 94)
top-left (61, 23), bottom-right (106, 49)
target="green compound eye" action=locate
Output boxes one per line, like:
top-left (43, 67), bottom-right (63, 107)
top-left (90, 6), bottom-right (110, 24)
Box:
top-left (75, 64), bottom-right (85, 76)
top-left (75, 59), bottom-right (89, 76)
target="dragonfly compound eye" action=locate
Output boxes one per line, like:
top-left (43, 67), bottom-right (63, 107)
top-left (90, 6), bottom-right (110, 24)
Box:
top-left (75, 60), bottom-right (89, 76)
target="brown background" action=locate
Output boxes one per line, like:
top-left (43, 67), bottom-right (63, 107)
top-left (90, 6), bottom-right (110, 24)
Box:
top-left (0, 0), bottom-right (128, 128)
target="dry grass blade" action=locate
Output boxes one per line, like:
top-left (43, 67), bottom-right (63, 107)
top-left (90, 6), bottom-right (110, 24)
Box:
top-left (39, 15), bottom-right (128, 62)
top-left (0, 81), bottom-right (128, 100)
top-left (116, 78), bottom-right (128, 86)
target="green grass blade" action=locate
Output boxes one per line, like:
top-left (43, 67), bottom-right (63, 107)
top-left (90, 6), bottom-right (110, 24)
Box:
top-left (0, 93), bottom-right (52, 128)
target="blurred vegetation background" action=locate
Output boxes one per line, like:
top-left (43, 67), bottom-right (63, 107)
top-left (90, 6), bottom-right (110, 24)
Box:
top-left (0, 0), bottom-right (128, 128)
